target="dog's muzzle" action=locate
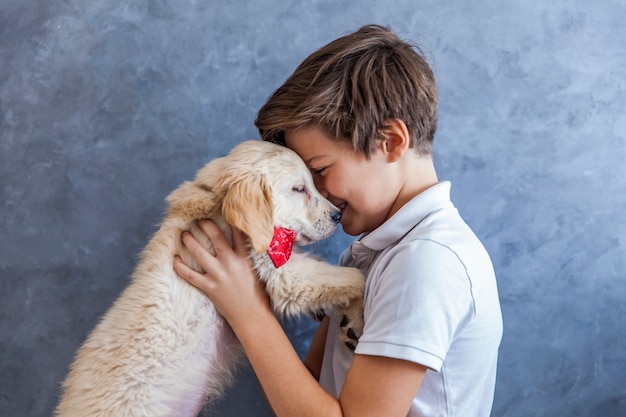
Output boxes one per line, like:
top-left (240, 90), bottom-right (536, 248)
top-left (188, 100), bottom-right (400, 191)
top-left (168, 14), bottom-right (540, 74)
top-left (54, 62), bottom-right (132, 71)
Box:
top-left (331, 211), bottom-right (342, 224)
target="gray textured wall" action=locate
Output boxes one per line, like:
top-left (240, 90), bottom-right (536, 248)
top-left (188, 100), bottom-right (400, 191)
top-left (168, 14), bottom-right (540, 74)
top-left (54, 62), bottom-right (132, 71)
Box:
top-left (1, 0), bottom-right (625, 416)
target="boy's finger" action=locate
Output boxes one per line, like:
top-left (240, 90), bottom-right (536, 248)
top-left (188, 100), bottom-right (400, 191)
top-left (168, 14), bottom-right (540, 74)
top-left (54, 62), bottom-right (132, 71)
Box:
top-left (181, 231), bottom-right (219, 270)
top-left (231, 227), bottom-right (249, 256)
top-left (197, 220), bottom-right (233, 256)
top-left (173, 256), bottom-right (212, 293)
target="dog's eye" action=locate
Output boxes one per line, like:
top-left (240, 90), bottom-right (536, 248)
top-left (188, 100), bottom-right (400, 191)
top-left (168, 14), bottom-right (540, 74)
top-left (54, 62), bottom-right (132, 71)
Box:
top-left (292, 186), bottom-right (307, 193)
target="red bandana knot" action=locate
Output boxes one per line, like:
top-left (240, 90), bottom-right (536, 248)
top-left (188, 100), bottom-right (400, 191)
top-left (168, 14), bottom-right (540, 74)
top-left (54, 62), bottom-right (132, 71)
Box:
top-left (267, 227), bottom-right (296, 268)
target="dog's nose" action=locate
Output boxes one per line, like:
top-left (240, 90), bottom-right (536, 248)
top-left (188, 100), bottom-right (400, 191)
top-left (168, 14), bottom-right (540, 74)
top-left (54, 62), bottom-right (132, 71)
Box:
top-left (331, 211), bottom-right (342, 224)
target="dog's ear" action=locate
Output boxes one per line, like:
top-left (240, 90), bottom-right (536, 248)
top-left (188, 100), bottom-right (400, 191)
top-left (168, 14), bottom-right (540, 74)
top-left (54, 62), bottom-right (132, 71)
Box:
top-left (166, 181), bottom-right (216, 218)
top-left (222, 175), bottom-right (274, 254)
top-left (166, 158), bottom-right (225, 218)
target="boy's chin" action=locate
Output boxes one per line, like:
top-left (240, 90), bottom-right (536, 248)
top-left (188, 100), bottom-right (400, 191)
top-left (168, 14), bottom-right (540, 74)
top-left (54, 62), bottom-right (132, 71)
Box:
top-left (339, 220), bottom-right (363, 237)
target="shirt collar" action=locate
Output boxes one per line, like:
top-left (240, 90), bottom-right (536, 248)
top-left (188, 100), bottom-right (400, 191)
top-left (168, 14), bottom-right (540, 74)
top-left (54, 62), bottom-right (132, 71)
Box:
top-left (358, 181), bottom-right (453, 251)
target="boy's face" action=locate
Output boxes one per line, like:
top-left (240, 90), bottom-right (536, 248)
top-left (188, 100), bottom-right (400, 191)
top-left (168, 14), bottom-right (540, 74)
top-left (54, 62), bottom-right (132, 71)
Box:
top-left (284, 125), bottom-right (402, 236)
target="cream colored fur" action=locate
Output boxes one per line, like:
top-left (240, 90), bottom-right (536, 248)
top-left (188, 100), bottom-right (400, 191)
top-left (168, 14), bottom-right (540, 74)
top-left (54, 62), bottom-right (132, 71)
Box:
top-left (56, 140), bottom-right (365, 417)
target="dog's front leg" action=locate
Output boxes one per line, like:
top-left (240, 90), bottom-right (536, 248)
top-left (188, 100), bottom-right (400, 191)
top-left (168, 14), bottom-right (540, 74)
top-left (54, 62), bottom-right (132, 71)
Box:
top-left (263, 253), bottom-right (365, 346)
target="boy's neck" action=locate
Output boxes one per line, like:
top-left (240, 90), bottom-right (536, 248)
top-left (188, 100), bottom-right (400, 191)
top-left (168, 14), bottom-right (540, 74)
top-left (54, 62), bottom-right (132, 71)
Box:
top-left (387, 155), bottom-right (439, 221)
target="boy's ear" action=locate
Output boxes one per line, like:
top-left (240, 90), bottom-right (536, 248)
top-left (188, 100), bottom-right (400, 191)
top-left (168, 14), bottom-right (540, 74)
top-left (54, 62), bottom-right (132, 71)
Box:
top-left (379, 118), bottom-right (410, 162)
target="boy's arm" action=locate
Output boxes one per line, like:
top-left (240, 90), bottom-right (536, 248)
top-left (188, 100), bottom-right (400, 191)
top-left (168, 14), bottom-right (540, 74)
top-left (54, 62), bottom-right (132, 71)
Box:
top-left (304, 316), bottom-right (330, 380)
top-left (232, 307), bottom-right (425, 417)
top-left (341, 354), bottom-right (426, 415)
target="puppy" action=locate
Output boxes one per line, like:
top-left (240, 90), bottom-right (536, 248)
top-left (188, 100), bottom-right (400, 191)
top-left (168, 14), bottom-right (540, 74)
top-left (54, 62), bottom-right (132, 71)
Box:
top-left (56, 140), bottom-right (364, 417)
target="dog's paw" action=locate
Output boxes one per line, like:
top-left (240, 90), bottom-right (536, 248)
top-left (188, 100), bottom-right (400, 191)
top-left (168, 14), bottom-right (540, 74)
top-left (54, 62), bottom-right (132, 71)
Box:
top-left (338, 302), bottom-right (364, 351)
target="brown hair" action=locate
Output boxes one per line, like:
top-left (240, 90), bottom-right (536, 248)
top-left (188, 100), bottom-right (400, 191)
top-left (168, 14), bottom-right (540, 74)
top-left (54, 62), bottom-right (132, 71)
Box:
top-left (255, 24), bottom-right (438, 156)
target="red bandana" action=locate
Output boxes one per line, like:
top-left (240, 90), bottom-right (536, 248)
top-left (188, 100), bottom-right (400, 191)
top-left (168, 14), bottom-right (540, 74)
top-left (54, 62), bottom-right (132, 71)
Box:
top-left (267, 227), bottom-right (296, 268)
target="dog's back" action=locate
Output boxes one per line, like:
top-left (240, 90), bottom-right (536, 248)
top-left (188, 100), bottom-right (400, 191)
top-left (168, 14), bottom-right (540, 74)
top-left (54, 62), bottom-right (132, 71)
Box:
top-left (56, 216), bottom-right (243, 417)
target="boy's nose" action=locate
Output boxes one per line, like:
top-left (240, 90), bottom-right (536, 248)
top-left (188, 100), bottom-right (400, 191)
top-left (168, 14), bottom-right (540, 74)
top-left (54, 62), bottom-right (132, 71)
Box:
top-left (331, 211), bottom-right (342, 224)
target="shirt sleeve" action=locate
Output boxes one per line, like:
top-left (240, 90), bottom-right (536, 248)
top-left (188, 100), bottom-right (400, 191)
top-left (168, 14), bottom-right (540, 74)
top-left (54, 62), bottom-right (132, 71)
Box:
top-left (354, 239), bottom-right (475, 372)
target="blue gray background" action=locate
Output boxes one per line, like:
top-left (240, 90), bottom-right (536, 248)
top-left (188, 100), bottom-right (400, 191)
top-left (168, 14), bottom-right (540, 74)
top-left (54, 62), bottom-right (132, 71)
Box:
top-left (1, 0), bottom-right (625, 416)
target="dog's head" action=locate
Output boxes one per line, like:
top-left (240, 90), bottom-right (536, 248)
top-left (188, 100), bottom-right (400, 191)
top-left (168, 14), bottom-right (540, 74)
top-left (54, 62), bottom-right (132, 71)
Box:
top-left (167, 140), bottom-right (341, 254)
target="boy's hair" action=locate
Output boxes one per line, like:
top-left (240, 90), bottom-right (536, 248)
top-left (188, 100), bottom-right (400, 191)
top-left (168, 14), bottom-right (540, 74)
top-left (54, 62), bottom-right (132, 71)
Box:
top-left (255, 24), bottom-right (438, 156)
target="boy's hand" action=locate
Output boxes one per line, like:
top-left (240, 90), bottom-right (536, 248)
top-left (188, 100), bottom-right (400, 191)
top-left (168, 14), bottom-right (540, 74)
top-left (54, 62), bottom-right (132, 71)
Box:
top-left (174, 220), bottom-right (271, 327)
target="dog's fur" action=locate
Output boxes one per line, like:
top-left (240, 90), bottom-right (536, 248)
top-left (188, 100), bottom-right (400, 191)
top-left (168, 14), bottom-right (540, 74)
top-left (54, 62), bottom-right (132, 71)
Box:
top-left (56, 140), bottom-right (365, 417)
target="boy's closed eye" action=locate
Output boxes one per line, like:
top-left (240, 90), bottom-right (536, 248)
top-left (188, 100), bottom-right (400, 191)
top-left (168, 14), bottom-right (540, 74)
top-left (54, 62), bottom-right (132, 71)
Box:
top-left (310, 166), bottom-right (328, 175)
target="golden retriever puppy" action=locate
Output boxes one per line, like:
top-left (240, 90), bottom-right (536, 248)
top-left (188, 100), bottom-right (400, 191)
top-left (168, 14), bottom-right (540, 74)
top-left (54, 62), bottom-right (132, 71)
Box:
top-left (56, 140), bottom-right (364, 417)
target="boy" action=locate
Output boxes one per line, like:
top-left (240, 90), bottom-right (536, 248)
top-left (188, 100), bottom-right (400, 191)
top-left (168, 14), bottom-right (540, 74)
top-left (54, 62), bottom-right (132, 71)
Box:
top-left (174, 24), bottom-right (502, 416)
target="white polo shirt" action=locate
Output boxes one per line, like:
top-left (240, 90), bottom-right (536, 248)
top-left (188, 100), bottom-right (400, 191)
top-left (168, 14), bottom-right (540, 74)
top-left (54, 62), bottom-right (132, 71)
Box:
top-left (319, 181), bottom-right (502, 417)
